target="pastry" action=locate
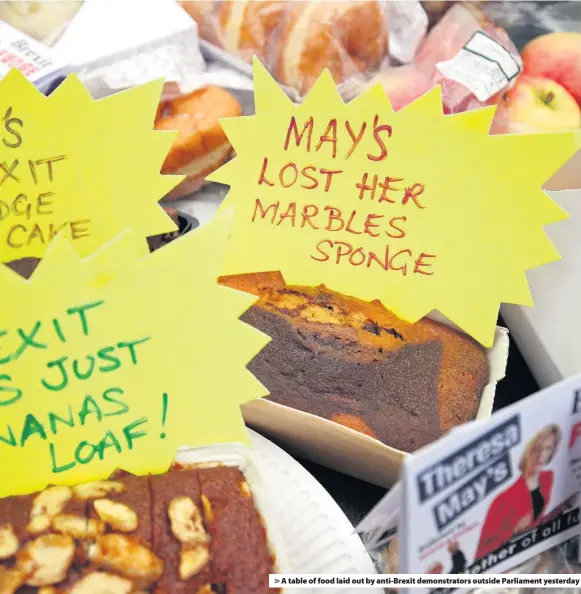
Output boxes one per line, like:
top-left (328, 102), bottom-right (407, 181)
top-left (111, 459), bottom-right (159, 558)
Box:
top-left (217, 1), bottom-right (288, 63)
top-left (180, 1), bottom-right (222, 47)
top-left (0, 466), bottom-right (277, 593)
top-left (181, 0), bottom-right (286, 63)
top-left (181, 1), bottom-right (389, 95)
top-left (155, 86), bottom-right (241, 200)
top-left (221, 272), bottom-right (489, 452)
top-left (273, 1), bottom-right (388, 95)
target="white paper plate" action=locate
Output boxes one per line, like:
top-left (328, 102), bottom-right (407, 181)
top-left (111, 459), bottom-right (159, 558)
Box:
top-left (248, 429), bottom-right (381, 594)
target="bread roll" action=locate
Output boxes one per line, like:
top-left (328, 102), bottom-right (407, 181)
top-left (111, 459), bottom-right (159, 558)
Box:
top-left (155, 86), bottom-right (241, 200)
top-left (182, 1), bottom-right (389, 95)
top-left (217, 0), bottom-right (288, 62)
top-left (273, 1), bottom-right (389, 94)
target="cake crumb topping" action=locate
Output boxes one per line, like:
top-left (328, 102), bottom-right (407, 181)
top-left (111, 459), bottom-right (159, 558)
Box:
top-left (0, 525), bottom-right (18, 560)
top-left (168, 497), bottom-right (208, 547)
top-left (94, 499), bottom-right (138, 533)
top-left (52, 514), bottom-right (105, 539)
top-left (28, 486), bottom-right (72, 535)
top-left (88, 534), bottom-right (163, 588)
top-left (73, 481), bottom-right (125, 501)
top-left (179, 546), bottom-right (210, 581)
top-left (69, 571), bottom-right (134, 594)
top-left (17, 534), bottom-right (75, 586)
top-left (0, 566), bottom-right (23, 594)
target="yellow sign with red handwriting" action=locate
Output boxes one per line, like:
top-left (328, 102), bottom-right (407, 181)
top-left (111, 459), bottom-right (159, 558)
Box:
top-left (0, 70), bottom-right (181, 262)
top-left (210, 59), bottom-right (580, 346)
top-left (0, 210), bottom-right (269, 496)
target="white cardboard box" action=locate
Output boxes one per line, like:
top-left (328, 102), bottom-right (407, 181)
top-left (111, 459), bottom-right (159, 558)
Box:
top-left (177, 187), bottom-right (509, 489)
top-left (501, 151), bottom-right (581, 388)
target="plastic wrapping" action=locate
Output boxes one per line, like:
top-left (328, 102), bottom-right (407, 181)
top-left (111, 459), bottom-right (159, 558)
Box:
top-left (52, 0), bottom-right (206, 100)
top-left (365, 533), bottom-right (581, 594)
top-left (44, 0), bottom-right (250, 201)
top-left (0, 1), bottom-right (81, 46)
top-left (180, 0), bottom-right (428, 100)
top-left (364, 3), bottom-right (522, 114)
top-left (155, 85), bottom-right (253, 201)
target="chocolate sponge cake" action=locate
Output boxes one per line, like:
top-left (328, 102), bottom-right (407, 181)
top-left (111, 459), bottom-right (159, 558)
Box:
top-left (0, 467), bottom-right (277, 593)
top-left (221, 272), bottom-right (489, 452)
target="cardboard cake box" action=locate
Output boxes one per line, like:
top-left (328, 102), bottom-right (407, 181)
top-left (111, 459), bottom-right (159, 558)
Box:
top-left (359, 371), bottom-right (581, 583)
top-left (176, 193), bottom-right (510, 489)
top-left (241, 321), bottom-right (509, 489)
top-left (501, 151), bottom-right (581, 389)
top-left (176, 193), bottom-right (511, 489)
top-left (501, 191), bottom-right (581, 388)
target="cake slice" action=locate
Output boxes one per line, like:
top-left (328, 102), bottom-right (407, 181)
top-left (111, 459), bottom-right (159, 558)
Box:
top-left (0, 467), bottom-right (278, 593)
top-left (87, 473), bottom-right (152, 547)
top-left (151, 468), bottom-right (213, 593)
top-left (198, 467), bottom-right (274, 593)
top-left (221, 272), bottom-right (489, 452)
top-left (0, 484), bottom-right (92, 592)
top-left (155, 86), bottom-right (242, 200)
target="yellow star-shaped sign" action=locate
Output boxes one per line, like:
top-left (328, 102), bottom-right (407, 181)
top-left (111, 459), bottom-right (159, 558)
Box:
top-left (0, 70), bottom-right (181, 262)
top-left (210, 59), bottom-right (580, 346)
top-left (0, 210), bottom-right (269, 497)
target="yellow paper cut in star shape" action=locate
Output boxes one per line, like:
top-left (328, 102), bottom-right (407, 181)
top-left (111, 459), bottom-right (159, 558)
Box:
top-left (209, 59), bottom-right (580, 346)
top-left (0, 209), bottom-right (269, 497)
top-left (0, 69), bottom-right (182, 263)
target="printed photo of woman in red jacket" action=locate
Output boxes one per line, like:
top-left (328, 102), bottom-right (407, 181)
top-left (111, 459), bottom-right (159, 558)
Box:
top-left (475, 424), bottom-right (564, 560)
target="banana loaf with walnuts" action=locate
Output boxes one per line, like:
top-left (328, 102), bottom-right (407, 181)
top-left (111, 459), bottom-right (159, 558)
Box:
top-left (221, 272), bottom-right (489, 452)
top-left (0, 466), bottom-right (277, 593)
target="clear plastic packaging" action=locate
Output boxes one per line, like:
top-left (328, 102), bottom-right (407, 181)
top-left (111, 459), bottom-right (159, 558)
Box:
top-left (364, 3), bottom-right (521, 114)
top-left (180, 0), bottom-right (429, 100)
top-left (155, 84), bottom-right (253, 201)
top-left (0, 1), bottom-right (81, 46)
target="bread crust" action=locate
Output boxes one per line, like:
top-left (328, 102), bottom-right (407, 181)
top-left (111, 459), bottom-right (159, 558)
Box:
top-left (185, 1), bottom-right (389, 94)
top-left (275, 1), bottom-right (388, 94)
top-left (0, 467), bottom-right (276, 593)
top-left (155, 87), bottom-right (242, 192)
top-left (218, 0), bottom-right (289, 62)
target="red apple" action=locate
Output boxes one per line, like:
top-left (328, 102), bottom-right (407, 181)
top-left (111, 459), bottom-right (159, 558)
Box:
top-left (491, 76), bottom-right (581, 135)
top-left (522, 32), bottom-right (581, 106)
